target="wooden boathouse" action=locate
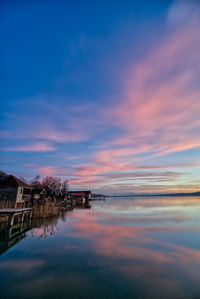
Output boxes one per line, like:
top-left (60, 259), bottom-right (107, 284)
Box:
top-left (67, 191), bottom-right (92, 202)
top-left (0, 174), bottom-right (34, 209)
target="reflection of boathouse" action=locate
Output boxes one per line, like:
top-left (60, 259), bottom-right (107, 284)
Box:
top-left (0, 221), bottom-right (31, 255)
top-left (0, 216), bottom-right (58, 256)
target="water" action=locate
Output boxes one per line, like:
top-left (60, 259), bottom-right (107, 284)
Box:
top-left (0, 196), bottom-right (200, 299)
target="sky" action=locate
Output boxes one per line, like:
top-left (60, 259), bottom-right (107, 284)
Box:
top-left (0, 0), bottom-right (200, 194)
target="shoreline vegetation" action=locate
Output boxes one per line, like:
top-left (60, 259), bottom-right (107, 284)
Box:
top-left (0, 172), bottom-right (97, 235)
top-left (0, 172), bottom-right (101, 250)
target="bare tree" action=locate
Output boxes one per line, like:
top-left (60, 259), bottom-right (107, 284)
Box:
top-left (41, 176), bottom-right (62, 192)
top-left (31, 175), bottom-right (41, 187)
top-left (61, 179), bottom-right (69, 196)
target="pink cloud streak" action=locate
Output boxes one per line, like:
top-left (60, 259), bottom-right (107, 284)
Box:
top-left (30, 2), bottom-right (200, 192)
top-left (1, 142), bottom-right (56, 152)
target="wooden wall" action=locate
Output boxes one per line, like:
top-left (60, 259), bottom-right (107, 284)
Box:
top-left (0, 188), bottom-right (17, 209)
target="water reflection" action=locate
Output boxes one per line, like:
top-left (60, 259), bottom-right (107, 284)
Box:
top-left (0, 201), bottom-right (91, 254)
top-left (0, 197), bottom-right (200, 298)
top-left (31, 218), bottom-right (59, 239)
top-left (0, 217), bottom-right (58, 255)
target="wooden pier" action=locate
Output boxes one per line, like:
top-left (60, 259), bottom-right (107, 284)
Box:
top-left (0, 208), bottom-right (33, 227)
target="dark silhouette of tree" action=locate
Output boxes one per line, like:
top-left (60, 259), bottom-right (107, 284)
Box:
top-left (62, 180), bottom-right (69, 195)
top-left (31, 175), bottom-right (41, 187)
top-left (41, 176), bottom-right (62, 192)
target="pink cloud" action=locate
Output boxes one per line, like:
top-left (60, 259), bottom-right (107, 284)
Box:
top-left (39, 166), bottom-right (62, 176)
top-left (1, 142), bottom-right (56, 152)
top-left (32, 126), bottom-right (89, 143)
top-left (112, 20), bottom-right (200, 156)
top-left (33, 3), bottom-right (200, 192)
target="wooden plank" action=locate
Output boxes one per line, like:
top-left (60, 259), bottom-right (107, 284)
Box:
top-left (0, 208), bottom-right (32, 214)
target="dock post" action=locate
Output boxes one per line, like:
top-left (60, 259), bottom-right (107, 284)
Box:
top-left (7, 226), bottom-right (13, 240)
top-left (21, 211), bottom-right (25, 223)
top-left (8, 213), bottom-right (14, 227)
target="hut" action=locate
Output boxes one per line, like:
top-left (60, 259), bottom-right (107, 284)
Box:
top-left (67, 191), bottom-right (92, 202)
top-left (0, 174), bottom-right (34, 209)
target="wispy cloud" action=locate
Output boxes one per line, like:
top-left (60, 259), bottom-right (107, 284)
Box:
top-left (1, 142), bottom-right (56, 152)
top-left (68, 1), bottom-right (200, 191)
top-left (112, 8), bottom-right (200, 156)
top-left (1, 1), bottom-right (200, 193)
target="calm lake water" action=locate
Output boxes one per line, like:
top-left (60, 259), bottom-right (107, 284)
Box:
top-left (0, 196), bottom-right (200, 299)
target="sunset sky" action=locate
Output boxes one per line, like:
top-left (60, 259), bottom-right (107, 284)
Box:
top-left (1, 0), bottom-right (200, 194)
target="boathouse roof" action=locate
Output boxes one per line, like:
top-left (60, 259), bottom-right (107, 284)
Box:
top-left (0, 175), bottom-right (32, 189)
top-left (68, 190), bottom-right (92, 194)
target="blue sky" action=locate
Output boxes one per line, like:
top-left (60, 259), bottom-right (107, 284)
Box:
top-left (1, 0), bottom-right (200, 194)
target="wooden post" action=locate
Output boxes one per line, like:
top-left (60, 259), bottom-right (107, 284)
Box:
top-left (21, 211), bottom-right (25, 223)
top-left (8, 213), bottom-right (14, 227)
top-left (7, 226), bottom-right (13, 240)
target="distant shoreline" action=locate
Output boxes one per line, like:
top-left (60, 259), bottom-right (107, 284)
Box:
top-left (106, 192), bottom-right (200, 198)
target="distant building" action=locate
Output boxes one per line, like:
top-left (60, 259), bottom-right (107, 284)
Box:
top-left (67, 191), bottom-right (92, 201)
top-left (0, 174), bottom-right (34, 209)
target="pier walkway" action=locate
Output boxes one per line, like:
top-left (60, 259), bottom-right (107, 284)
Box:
top-left (0, 208), bottom-right (33, 227)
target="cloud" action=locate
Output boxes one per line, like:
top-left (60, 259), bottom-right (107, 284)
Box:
top-left (167, 0), bottom-right (200, 27)
top-left (76, 0), bottom-right (200, 192)
top-left (2, 1), bottom-right (200, 193)
top-left (39, 166), bottom-right (61, 176)
top-left (36, 157), bottom-right (200, 191)
top-left (1, 98), bottom-right (106, 145)
top-left (113, 20), bottom-right (200, 151)
top-left (68, 1), bottom-right (200, 191)
top-left (1, 142), bottom-right (56, 152)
